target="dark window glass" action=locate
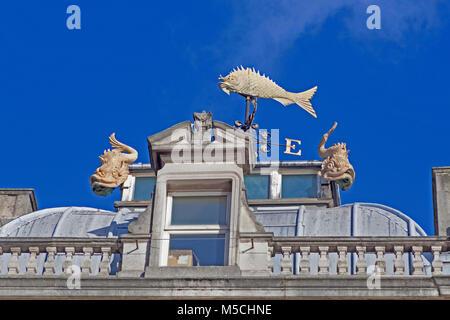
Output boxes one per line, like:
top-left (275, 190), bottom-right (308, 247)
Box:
top-left (281, 174), bottom-right (318, 198)
top-left (171, 196), bottom-right (227, 225)
top-left (244, 175), bottom-right (270, 199)
top-left (169, 234), bottom-right (226, 266)
top-left (134, 177), bottom-right (156, 200)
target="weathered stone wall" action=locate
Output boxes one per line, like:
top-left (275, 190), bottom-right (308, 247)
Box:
top-left (0, 189), bottom-right (37, 227)
top-left (432, 167), bottom-right (450, 236)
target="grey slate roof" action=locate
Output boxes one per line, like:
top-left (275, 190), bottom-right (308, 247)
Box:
top-left (0, 207), bottom-right (144, 275)
top-left (0, 207), bottom-right (142, 238)
top-left (251, 202), bottom-right (427, 237)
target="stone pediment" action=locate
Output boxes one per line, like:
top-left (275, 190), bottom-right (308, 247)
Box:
top-left (212, 120), bottom-right (249, 144)
top-left (147, 121), bottom-right (192, 170)
top-left (147, 112), bottom-right (256, 173)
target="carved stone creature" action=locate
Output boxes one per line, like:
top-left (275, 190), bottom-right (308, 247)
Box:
top-left (90, 133), bottom-right (138, 196)
top-left (318, 122), bottom-right (355, 191)
top-left (218, 66), bottom-right (318, 118)
top-left (193, 110), bottom-right (212, 132)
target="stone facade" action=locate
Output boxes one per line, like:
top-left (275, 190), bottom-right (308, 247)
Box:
top-left (1, 115), bottom-right (450, 299)
top-left (433, 167), bottom-right (450, 236)
top-left (0, 189), bottom-right (37, 227)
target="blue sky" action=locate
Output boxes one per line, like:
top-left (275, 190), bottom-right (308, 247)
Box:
top-left (1, 1), bottom-right (449, 235)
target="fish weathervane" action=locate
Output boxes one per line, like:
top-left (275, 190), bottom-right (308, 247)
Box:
top-left (218, 66), bottom-right (318, 119)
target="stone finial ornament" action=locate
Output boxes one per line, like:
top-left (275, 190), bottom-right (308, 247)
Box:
top-left (218, 66), bottom-right (318, 118)
top-left (90, 133), bottom-right (138, 196)
top-left (193, 110), bottom-right (212, 132)
top-left (318, 122), bottom-right (355, 191)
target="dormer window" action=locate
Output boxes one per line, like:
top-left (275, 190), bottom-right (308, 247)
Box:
top-left (281, 174), bottom-right (318, 198)
top-left (133, 176), bottom-right (156, 200)
top-left (160, 192), bottom-right (231, 266)
top-left (170, 195), bottom-right (228, 225)
top-left (244, 175), bottom-right (270, 199)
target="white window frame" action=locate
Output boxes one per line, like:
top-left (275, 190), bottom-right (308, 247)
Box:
top-left (159, 191), bottom-right (231, 266)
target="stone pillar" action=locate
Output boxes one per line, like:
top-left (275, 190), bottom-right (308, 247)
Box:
top-left (269, 171), bottom-right (281, 199)
top-left (238, 236), bottom-right (272, 276)
top-left (118, 235), bottom-right (152, 277)
top-left (432, 167), bottom-right (450, 236)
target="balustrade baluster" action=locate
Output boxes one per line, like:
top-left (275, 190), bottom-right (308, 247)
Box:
top-left (7, 247), bottom-right (21, 275)
top-left (375, 246), bottom-right (386, 275)
top-left (394, 246), bottom-right (405, 275)
top-left (280, 246), bottom-right (292, 275)
top-left (431, 246), bottom-right (443, 275)
top-left (99, 247), bottom-right (112, 276)
top-left (318, 246), bottom-right (329, 275)
top-left (267, 246), bottom-right (274, 274)
top-left (299, 247), bottom-right (310, 275)
top-left (412, 246), bottom-right (424, 275)
top-left (62, 247), bottom-right (75, 275)
top-left (26, 247), bottom-right (39, 275)
top-left (81, 247), bottom-right (93, 276)
top-left (43, 247), bottom-right (57, 275)
top-left (356, 246), bottom-right (367, 274)
top-left (337, 246), bottom-right (348, 275)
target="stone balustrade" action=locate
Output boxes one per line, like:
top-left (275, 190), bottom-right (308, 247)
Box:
top-left (1, 236), bottom-right (450, 278)
top-left (0, 235), bottom-right (450, 298)
top-left (265, 236), bottom-right (450, 276)
top-left (0, 238), bottom-right (120, 276)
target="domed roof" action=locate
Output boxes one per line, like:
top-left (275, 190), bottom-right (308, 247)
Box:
top-left (0, 207), bottom-right (141, 238)
top-left (252, 202), bottom-right (427, 237)
top-left (0, 202), bottom-right (427, 238)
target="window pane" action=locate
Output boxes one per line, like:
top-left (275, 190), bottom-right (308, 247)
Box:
top-left (244, 175), bottom-right (270, 199)
top-left (171, 196), bottom-right (227, 225)
top-left (134, 177), bottom-right (156, 200)
top-left (282, 174), bottom-right (318, 198)
top-left (169, 234), bottom-right (226, 266)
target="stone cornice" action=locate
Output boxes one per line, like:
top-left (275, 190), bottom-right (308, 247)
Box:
top-left (0, 275), bottom-right (448, 299)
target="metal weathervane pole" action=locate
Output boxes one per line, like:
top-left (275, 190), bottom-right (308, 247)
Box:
top-left (235, 95), bottom-right (258, 132)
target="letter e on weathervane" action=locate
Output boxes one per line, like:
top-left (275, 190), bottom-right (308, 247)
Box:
top-left (284, 138), bottom-right (301, 156)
